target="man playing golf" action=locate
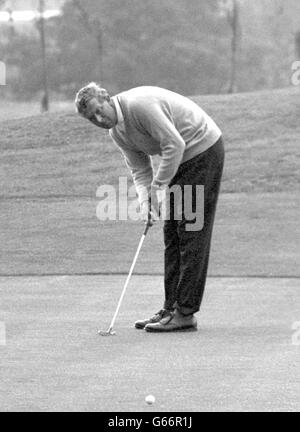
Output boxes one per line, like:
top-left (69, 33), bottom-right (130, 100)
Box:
top-left (75, 83), bottom-right (224, 333)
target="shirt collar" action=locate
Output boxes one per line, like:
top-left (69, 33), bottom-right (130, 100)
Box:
top-left (111, 96), bottom-right (124, 124)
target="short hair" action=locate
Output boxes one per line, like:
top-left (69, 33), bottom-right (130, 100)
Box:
top-left (75, 82), bottom-right (110, 117)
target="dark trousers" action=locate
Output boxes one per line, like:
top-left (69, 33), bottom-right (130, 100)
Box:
top-left (163, 137), bottom-right (225, 316)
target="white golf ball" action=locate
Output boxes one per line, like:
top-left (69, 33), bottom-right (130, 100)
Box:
top-left (145, 394), bottom-right (155, 405)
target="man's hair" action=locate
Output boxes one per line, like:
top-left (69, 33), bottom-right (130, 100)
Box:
top-left (75, 82), bottom-right (110, 117)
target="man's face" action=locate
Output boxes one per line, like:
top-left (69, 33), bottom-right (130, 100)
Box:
top-left (84, 97), bottom-right (118, 129)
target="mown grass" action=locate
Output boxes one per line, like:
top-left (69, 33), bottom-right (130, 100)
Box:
top-left (1, 275), bottom-right (299, 411)
top-left (0, 100), bottom-right (74, 122)
top-left (0, 87), bottom-right (299, 198)
top-left (0, 192), bottom-right (298, 276)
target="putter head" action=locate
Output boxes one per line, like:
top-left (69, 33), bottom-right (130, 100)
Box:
top-left (98, 328), bottom-right (116, 336)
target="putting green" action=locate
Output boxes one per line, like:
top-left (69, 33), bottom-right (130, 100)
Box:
top-left (0, 275), bottom-right (299, 412)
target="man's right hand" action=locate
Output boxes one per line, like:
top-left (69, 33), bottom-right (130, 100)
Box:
top-left (140, 201), bottom-right (158, 225)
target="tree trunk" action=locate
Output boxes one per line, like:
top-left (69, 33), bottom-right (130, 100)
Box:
top-left (228, 0), bottom-right (241, 94)
top-left (39, 0), bottom-right (49, 112)
top-left (94, 19), bottom-right (103, 83)
top-left (72, 1), bottom-right (104, 83)
top-left (295, 30), bottom-right (300, 59)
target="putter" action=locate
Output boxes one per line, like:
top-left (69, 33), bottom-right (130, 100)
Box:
top-left (98, 217), bottom-right (152, 336)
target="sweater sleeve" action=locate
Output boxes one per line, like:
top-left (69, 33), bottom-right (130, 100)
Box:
top-left (109, 129), bottom-right (153, 204)
top-left (133, 102), bottom-right (185, 187)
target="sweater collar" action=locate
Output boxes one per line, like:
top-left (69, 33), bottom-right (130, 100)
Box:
top-left (111, 96), bottom-right (124, 124)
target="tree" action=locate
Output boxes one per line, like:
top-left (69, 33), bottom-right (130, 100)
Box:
top-left (4, 0), bottom-right (299, 99)
top-left (0, 1), bottom-right (14, 38)
top-left (37, 0), bottom-right (49, 112)
top-left (0, 0), bottom-right (15, 71)
top-left (51, 0), bottom-right (224, 95)
top-left (228, 0), bottom-right (241, 93)
top-left (219, 0), bottom-right (242, 93)
top-left (295, 31), bottom-right (300, 59)
top-left (71, 0), bottom-right (103, 82)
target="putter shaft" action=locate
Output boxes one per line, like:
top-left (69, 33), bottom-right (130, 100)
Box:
top-left (99, 221), bottom-right (151, 336)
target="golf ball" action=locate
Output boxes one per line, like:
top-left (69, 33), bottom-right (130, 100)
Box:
top-left (145, 395), bottom-right (155, 405)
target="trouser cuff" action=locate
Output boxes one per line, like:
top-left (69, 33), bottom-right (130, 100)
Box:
top-left (173, 302), bottom-right (197, 316)
top-left (163, 300), bottom-right (175, 312)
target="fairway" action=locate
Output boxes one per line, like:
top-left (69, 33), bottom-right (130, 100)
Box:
top-left (0, 275), bottom-right (299, 412)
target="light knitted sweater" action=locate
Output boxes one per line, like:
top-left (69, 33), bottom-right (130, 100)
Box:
top-left (109, 86), bottom-right (222, 204)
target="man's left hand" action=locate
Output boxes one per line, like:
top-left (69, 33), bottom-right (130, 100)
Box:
top-left (150, 185), bottom-right (166, 220)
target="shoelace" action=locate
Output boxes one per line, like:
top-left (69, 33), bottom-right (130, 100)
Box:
top-left (154, 309), bottom-right (174, 320)
top-left (152, 309), bottom-right (165, 320)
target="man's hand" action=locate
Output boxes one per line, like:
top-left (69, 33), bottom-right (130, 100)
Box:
top-left (150, 185), bottom-right (162, 218)
top-left (140, 185), bottom-right (165, 224)
top-left (140, 200), bottom-right (157, 225)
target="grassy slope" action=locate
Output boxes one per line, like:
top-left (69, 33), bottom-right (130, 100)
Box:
top-left (1, 87), bottom-right (299, 198)
top-left (0, 88), bottom-right (299, 276)
top-left (0, 100), bottom-right (74, 123)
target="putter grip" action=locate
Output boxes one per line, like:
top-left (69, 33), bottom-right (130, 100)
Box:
top-left (143, 213), bottom-right (152, 236)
